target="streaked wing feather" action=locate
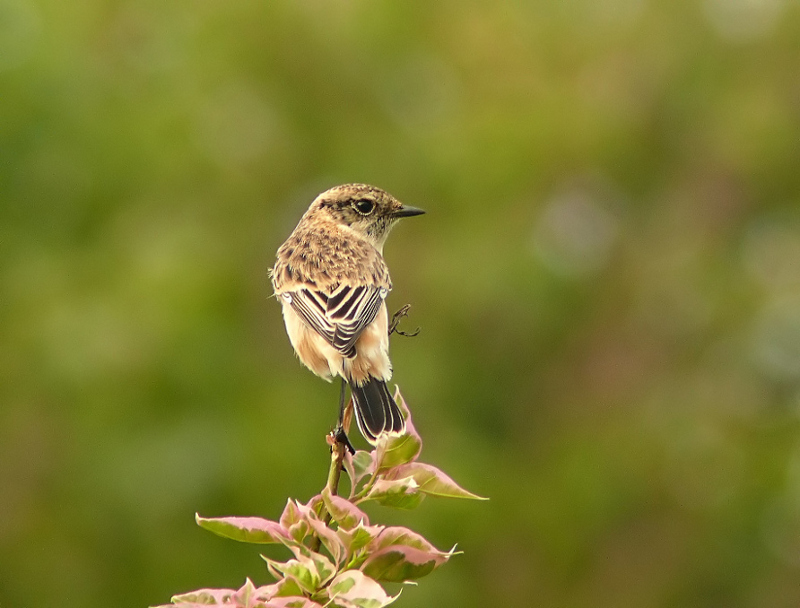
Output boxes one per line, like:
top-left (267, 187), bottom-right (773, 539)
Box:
top-left (287, 290), bottom-right (335, 345)
top-left (286, 284), bottom-right (386, 357)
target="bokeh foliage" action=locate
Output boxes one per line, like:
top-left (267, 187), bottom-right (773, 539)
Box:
top-left (2, 0), bottom-right (800, 606)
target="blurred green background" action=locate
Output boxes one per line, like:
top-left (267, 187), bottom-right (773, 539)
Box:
top-left (3, 0), bottom-right (800, 606)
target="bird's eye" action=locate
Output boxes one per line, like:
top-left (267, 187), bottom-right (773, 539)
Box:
top-left (353, 199), bottom-right (375, 215)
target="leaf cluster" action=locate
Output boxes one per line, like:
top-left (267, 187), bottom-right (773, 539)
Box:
top-left (155, 390), bottom-right (485, 608)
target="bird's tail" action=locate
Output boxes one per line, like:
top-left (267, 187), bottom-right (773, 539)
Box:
top-left (349, 376), bottom-right (405, 444)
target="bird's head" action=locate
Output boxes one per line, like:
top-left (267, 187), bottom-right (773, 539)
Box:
top-left (310, 184), bottom-right (425, 250)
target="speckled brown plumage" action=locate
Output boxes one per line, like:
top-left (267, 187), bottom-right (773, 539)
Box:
top-left (270, 184), bottom-right (425, 445)
top-left (272, 219), bottom-right (391, 293)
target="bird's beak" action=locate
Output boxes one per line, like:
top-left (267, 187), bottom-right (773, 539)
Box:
top-left (393, 205), bottom-right (426, 218)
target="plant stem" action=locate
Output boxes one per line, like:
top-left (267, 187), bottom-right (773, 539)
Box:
top-left (310, 424), bottom-right (348, 553)
top-left (326, 440), bottom-right (347, 504)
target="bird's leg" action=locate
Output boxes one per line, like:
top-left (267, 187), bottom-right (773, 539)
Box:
top-left (333, 427), bottom-right (355, 455)
top-left (389, 303), bottom-right (421, 337)
top-left (332, 377), bottom-right (356, 455)
top-left (337, 376), bottom-right (347, 424)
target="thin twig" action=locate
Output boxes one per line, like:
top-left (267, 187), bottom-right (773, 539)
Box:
top-left (310, 399), bottom-right (351, 552)
top-left (326, 442), bottom-right (346, 506)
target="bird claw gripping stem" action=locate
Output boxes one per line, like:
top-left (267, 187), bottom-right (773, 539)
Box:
top-left (389, 304), bottom-right (421, 337)
top-left (331, 425), bottom-right (356, 455)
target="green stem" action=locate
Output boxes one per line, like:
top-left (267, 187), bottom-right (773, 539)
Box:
top-left (310, 438), bottom-right (346, 552)
top-left (353, 458), bottom-right (383, 503)
top-left (326, 441), bottom-right (346, 504)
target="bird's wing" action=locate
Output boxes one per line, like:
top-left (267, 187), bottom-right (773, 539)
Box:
top-left (281, 283), bottom-right (388, 357)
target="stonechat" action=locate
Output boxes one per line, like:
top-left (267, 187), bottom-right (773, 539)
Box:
top-left (270, 184), bottom-right (424, 446)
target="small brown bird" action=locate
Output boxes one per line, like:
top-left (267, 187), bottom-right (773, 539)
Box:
top-left (270, 184), bottom-right (425, 446)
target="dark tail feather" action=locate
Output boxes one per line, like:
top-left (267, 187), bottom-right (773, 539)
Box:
top-left (349, 377), bottom-right (405, 444)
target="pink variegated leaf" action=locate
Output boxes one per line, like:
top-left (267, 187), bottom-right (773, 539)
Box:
top-left (328, 601), bottom-right (393, 608)
top-left (361, 544), bottom-right (455, 582)
top-left (196, 514), bottom-right (289, 544)
top-left (393, 388), bottom-right (420, 445)
top-left (344, 450), bottom-right (375, 497)
top-left (263, 576), bottom-right (304, 598)
top-left (190, 586), bottom-right (323, 608)
top-left (362, 477), bottom-right (423, 510)
top-left (306, 514), bottom-right (346, 565)
top-left (342, 452), bottom-right (357, 494)
top-left (322, 488), bottom-right (370, 529)
top-left (266, 598), bottom-right (326, 608)
top-left (165, 586), bottom-right (237, 606)
top-left (264, 556), bottom-right (282, 582)
top-left (263, 557), bottom-right (317, 594)
top-left (372, 389), bottom-right (422, 472)
top-left (279, 499), bottom-right (303, 528)
top-left (232, 578), bottom-right (262, 608)
top-left (372, 526), bottom-right (446, 554)
top-left (374, 429), bottom-right (421, 473)
top-left (157, 603), bottom-right (226, 608)
top-left (383, 462), bottom-right (487, 500)
top-left (299, 494), bottom-right (325, 520)
top-left (328, 570), bottom-right (399, 608)
top-left (263, 552), bottom-right (335, 594)
top-left (253, 580), bottom-right (324, 608)
top-left (279, 500), bottom-right (310, 544)
top-left (164, 578), bottom-right (283, 608)
top-left (287, 521), bottom-right (310, 545)
top-left (252, 581), bottom-right (282, 600)
top-left (156, 603), bottom-right (221, 608)
top-left (336, 520), bottom-right (384, 556)
top-left (295, 497), bottom-right (321, 521)
top-left (308, 550), bottom-right (337, 586)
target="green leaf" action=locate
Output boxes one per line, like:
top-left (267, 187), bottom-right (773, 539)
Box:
top-left (306, 516), bottom-right (346, 565)
top-left (361, 545), bottom-right (453, 583)
top-left (268, 577), bottom-right (304, 598)
top-left (352, 451), bottom-right (374, 479)
top-left (196, 514), bottom-right (289, 544)
top-left (360, 527), bottom-right (457, 583)
top-left (384, 463), bottom-right (487, 500)
top-left (269, 598), bottom-right (326, 608)
top-left (372, 526), bottom-right (444, 553)
top-left (363, 477), bottom-right (423, 510)
top-left (328, 570), bottom-right (398, 608)
top-left (322, 489), bottom-right (370, 529)
top-left (168, 587), bottom-right (236, 605)
top-left (264, 552), bottom-right (336, 593)
top-left (280, 499), bottom-right (303, 528)
top-left (336, 521), bottom-right (384, 556)
top-left (232, 578), bottom-right (257, 607)
top-left (309, 551), bottom-right (337, 586)
top-left (344, 450), bottom-right (375, 496)
top-left (392, 388), bottom-right (422, 448)
top-left (372, 388), bottom-right (422, 471)
top-left (263, 556), bottom-right (319, 594)
top-left (304, 494), bottom-right (325, 518)
top-left (164, 578), bottom-right (292, 607)
top-left (374, 432), bottom-right (421, 471)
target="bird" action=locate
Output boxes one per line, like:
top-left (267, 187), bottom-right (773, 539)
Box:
top-left (270, 183), bottom-right (425, 447)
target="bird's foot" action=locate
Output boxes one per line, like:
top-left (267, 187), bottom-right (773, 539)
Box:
top-left (389, 304), bottom-right (421, 337)
top-left (331, 425), bottom-right (356, 455)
